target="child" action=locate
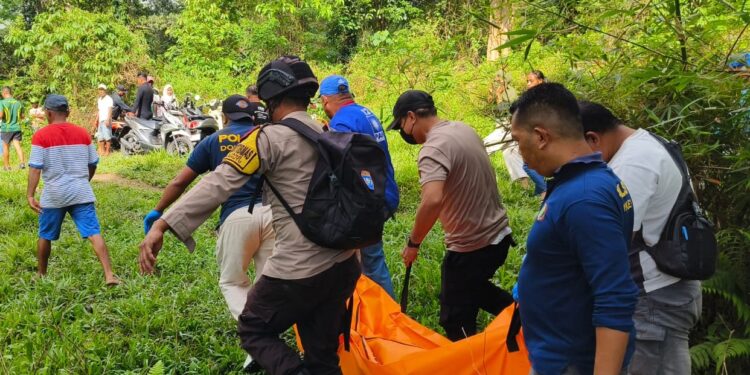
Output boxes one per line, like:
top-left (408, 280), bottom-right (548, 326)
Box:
top-left (26, 94), bottom-right (119, 285)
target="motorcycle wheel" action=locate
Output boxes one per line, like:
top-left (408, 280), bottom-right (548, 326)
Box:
top-left (121, 132), bottom-right (140, 156)
top-left (167, 135), bottom-right (193, 156)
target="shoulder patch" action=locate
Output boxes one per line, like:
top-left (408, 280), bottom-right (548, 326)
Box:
top-left (223, 127), bottom-right (261, 175)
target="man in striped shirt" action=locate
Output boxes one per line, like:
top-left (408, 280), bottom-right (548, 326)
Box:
top-left (26, 94), bottom-right (119, 285)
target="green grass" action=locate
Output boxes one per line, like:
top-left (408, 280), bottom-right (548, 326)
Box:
top-left (0, 125), bottom-right (539, 374)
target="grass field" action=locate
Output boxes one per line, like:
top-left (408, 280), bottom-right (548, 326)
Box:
top-left (0, 127), bottom-right (539, 374)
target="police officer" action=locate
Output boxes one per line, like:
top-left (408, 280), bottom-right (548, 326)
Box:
top-left (142, 94), bottom-right (273, 317)
top-left (388, 90), bottom-right (515, 341)
top-left (139, 57), bottom-right (359, 375)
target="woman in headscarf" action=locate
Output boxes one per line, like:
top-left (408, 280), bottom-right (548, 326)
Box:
top-left (162, 84), bottom-right (177, 110)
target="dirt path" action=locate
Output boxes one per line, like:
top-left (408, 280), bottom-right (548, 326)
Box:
top-left (92, 173), bottom-right (161, 192)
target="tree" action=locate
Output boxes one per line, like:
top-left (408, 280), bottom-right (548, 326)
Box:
top-left (5, 8), bottom-right (149, 107)
top-left (486, 0), bottom-right (511, 61)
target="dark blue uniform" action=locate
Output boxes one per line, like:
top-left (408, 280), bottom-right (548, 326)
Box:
top-left (518, 153), bottom-right (638, 375)
top-left (187, 119), bottom-right (262, 226)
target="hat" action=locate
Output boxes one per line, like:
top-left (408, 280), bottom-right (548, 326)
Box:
top-left (97, 84), bottom-right (107, 90)
top-left (116, 84), bottom-right (127, 92)
top-left (222, 94), bottom-right (255, 121)
top-left (147, 75), bottom-right (155, 83)
top-left (319, 75), bottom-right (350, 96)
top-left (44, 94), bottom-right (69, 112)
top-left (387, 90), bottom-right (435, 130)
top-left (256, 56), bottom-right (318, 101)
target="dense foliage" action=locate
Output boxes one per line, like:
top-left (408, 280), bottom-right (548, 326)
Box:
top-left (0, 1), bottom-right (748, 374)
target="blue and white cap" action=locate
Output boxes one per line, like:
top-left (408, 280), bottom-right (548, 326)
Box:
top-left (319, 75), bottom-right (350, 96)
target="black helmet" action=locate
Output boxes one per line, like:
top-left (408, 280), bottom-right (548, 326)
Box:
top-left (256, 56), bottom-right (318, 102)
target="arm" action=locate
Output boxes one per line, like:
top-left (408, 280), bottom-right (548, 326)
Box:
top-left (403, 148), bottom-right (449, 265)
top-left (566, 199), bottom-right (638, 375)
top-left (154, 167), bottom-right (200, 212)
top-left (594, 327), bottom-right (631, 375)
top-left (88, 165), bottom-right (96, 181)
top-left (139, 128), bottom-right (265, 274)
top-left (26, 167), bottom-right (42, 214)
top-left (402, 181), bottom-right (444, 266)
top-left (139, 164), bottom-right (251, 273)
top-left (133, 87), bottom-right (143, 117)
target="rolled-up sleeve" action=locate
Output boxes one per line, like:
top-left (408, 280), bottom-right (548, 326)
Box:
top-left (161, 164), bottom-right (252, 252)
top-left (565, 199), bottom-right (638, 332)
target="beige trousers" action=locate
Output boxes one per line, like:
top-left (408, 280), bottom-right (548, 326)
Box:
top-left (216, 204), bottom-right (274, 320)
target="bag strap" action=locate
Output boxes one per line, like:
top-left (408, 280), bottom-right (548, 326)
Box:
top-left (506, 303), bottom-right (522, 352)
top-left (249, 118), bottom-right (321, 222)
top-left (276, 117), bottom-right (321, 143)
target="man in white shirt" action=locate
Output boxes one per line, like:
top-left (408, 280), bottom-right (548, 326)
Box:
top-left (579, 100), bottom-right (702, 375)
top-left (95, 84), bottom-right (114, 156)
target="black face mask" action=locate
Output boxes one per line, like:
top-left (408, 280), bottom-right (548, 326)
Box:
top-left (400, 127), bottom-right (418, 145)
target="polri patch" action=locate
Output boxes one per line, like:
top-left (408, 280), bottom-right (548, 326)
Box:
top-left (223, 127), bottom-right (261, 175)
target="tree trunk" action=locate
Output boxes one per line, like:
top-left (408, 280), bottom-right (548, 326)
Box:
top-left (487, 0), bottom-right (512, 61)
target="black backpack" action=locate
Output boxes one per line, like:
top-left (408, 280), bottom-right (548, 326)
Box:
top-left (254, 117), bottom-right (389, 250)
top-left (635, 132), bottom-right (717, 280)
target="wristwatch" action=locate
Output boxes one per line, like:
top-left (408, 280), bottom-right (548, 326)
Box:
top-left (407, 236), bottom-right (421, 249)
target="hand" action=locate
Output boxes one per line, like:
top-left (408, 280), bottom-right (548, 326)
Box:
top-left (143, 209), bottom-right (162, 234)
top-left (27, 196), bottom-right (41, 214)
top-left (401, 246), bottom-right (419, 267)
top-left (126, 112), bottom-right (134, 117)
top-left (139, 225), bottom-right (165, 275)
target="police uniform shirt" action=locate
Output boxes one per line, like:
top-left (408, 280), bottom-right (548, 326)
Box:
top-left (186, 119), bottom-right (262, 227)
top-left (162, 111), bottom-right (355, 280)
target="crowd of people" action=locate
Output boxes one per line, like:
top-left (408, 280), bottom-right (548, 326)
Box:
top-left (17, 54), bottom-right (711, 375)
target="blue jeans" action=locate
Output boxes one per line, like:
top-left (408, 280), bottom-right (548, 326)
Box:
top-left (361, 241), bottom-right (395, 298)
top-left (523, 163), bottom-right (547, 195)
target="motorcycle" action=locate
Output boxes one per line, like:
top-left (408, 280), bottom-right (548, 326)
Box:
top-left (118, 105), bottom-right (194, 156)
top-left (181, 93), bottom-right (220, 145)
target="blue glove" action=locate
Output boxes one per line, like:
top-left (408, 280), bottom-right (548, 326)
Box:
top-left (512, 282), bottom-right (519, 302)
top-left (144, 209), bottom-right (163, 235)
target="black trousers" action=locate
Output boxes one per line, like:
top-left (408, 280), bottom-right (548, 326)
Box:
top-left (237, 255), bottom-right (361, 375)
top-left (439, 236), bottom-right (514, 341)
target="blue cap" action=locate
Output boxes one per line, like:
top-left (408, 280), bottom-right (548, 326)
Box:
top-left (44, 94), bottom-right (69, 111)
top-left (319, 75), bottom-right (350, 96)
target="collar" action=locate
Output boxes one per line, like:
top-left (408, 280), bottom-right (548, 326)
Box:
top-left (227, 119), bottom-right (254, 128)
top-left (543, 152), bottom-right (604, 202)
top-left (553, 152), bottom-right (604, 176)
top-left (340, 100), bottom-right (356, 108)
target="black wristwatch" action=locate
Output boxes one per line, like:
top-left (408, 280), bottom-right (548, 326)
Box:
top-left (407, 237), bottom-right (421, 249)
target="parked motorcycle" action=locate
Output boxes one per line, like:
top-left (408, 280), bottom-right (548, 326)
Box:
top-left (118, 106), bottom-right (193, 156)
top-left (181, 93), bottom-right (220, 144)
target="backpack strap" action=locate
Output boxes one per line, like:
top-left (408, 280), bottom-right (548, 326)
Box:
top-left (276, 117), bottom-right (322, 143)
top-left (250, 117), bottom-right (322, 221)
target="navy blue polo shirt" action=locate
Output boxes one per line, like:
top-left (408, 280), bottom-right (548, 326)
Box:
top-left (517, 153), bottom-right (638, 375)
top-left (329, 102), bottom-right (400, 214)
top-left (187, 119), bottom-right (262, 226)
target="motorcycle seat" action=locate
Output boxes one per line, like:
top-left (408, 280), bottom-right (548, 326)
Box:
top-left (132, 118), bottom-right (161, 129)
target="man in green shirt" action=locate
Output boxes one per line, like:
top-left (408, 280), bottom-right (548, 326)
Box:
top-left (0, 86), bottom-right (25, 170)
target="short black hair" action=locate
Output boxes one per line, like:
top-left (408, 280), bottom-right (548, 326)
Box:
top-left (246, 84), bottom-right (258, 96)
top-left (529, 70), bottom-right (545, 80)
top-left (137, 72), bottom-right (148, 79)
top-left (578, 101), bottom-right (622, 133)
top-left (276, 87), bottom-right (312, 109)
top-left (414, 107), bottom-right (437, 117)
top-left (511, 82), bottom-right (583, 139)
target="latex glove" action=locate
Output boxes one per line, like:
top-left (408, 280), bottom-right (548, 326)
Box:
top-left (143, 209), bottom-right (162, 235)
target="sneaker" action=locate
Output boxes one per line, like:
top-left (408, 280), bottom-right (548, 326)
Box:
top-left (242, 355), bottom-right (262, 374)
top-left (19, 163), bottom-right (25, 170)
